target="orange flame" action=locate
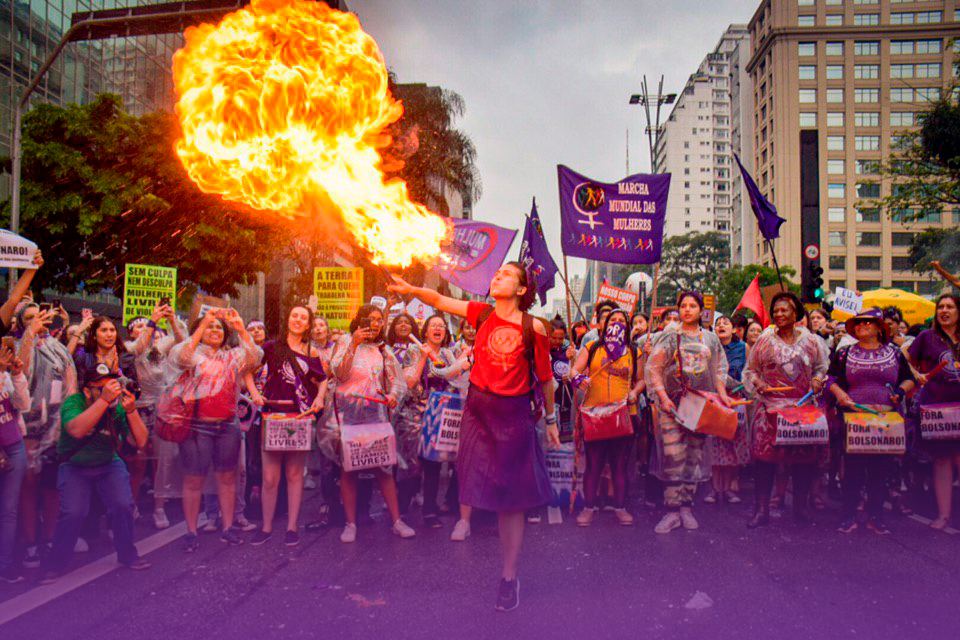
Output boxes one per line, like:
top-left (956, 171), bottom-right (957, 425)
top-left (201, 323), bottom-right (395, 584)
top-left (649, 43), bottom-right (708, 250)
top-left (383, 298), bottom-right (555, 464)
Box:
top-left (172, 0), bottom-right (451, 267)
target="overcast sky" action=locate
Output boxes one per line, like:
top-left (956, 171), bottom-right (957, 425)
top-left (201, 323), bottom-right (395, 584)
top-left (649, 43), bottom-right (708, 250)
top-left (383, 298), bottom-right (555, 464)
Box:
top-left (352, 0), bottom-right (760, 291)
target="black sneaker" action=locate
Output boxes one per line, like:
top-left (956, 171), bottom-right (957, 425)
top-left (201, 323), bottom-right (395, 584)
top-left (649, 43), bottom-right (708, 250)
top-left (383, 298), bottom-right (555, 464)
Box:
top-left (182, 532), bottom-right (199, 553)
top-left (838, 518), bottom-right (858, 534)
top-left (495, 578), bottom-right (520, 612)
top-left (220, 529), bottom-right (244, 546)
top-left (423, 515), bottom-right (443, 529)
top-left (23, 546), bottom-right (40, 569)
top-left (250, 530), bottom-right (272, 546)
top-left (121, 558), bottom-right (152, 571)
top-left (866, 518), bottom-right (891, 535)
top-left (284, 530), bottom-right (301, 547)
top-left (526, 511), bottom-right (541, 524)
top-left (0, 565), bottom-right (24, 584)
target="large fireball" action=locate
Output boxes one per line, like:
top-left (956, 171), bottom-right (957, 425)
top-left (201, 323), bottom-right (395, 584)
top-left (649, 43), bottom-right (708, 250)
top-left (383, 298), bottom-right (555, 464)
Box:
top-left (172, 0), bottom-right (451, 267)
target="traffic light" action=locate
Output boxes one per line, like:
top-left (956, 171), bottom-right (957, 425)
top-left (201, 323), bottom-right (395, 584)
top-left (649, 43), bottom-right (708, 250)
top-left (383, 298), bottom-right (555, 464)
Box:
top-left (806, 262), bottom-right (825, 302)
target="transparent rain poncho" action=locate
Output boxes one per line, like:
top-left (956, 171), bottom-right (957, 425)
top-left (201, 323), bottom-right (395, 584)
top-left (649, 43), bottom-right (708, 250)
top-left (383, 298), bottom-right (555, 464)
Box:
top-left (742, 326), bottom-right (829, 464)
top-left (394, 346), bottom-right (458, 481)
top-left (124, 318), bottom-right (189, 411)
top-left (317, 335), bottom-right (406, 465)
top-left (17, 330), bottom-right (77, 465)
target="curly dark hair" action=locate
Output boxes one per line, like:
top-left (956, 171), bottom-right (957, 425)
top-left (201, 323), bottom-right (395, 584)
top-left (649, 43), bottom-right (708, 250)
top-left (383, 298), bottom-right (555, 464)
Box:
top-left (504, 261), bottom-right (538, 312)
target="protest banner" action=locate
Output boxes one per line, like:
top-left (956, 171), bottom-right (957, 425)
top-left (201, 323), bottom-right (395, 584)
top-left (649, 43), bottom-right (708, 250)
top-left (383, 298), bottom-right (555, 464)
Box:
top-left (0, 230), bottom-right (38, 269)
top-left (558, 165), bottom-right (670, 265)
top-left (123, 263), bottom-right (177, 327)
top-left (920, 403), bottom-right (960, 440)
top-left (262, 413), bottom-right (314, 451)
top-left (436, 219), bottom-right (517, 296)
top-left (340, 422), bottom-right (396, 471)
top-left (545, 442), bottom-right (584, 510)
top-left (833, 287), bottom-right (864, 316)
top-left (314, 267), bottom-right (364, 331)
top-left (844, 412), bottom-right (906, 454)
top-left (421, 391), bottom-right (462, 462)
top-left (596, 282), bottom-right (639, 313)
top-left (774, 406), bottom-right (829, 445)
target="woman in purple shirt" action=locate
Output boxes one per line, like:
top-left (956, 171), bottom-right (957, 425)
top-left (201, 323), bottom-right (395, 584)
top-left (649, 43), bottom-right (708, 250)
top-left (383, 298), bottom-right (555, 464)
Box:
top-left (250, 306), bottom-right (327, 547)
top-left (907, 293), bottom-right (960, 531)
top-left (828, 309), bottom-right (914, 535)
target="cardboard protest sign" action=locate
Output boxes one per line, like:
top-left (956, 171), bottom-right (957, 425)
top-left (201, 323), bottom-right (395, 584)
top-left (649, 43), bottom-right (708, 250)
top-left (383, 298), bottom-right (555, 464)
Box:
top-left (314, 267), bottom-right (363, 331)
top-left (123, 263), bottom-right (177, 327)
top-left (834, 287), bottom-right (864, 316)
top-left (340, 422), bottom-right (396, 471)
top-left (0, 230), bottom-right (38, 269)
top-left (406, 299), bottom-right (434, 326)
top-left (774, 406), bottom-right (829, 445)
top-left (920, 403), bottom-right (960, 440)
top-left (596, 282), bottom-right (638, 312)
top-left (421, 391), bottom-right (462, 462)
top-left (845, 412), bottom-right (906, 454)
top-left (263, 413), bottom-right (314, 451)
top-left (189, 294), bottom-right (228, 324)
top-left (545, 443), bottom-right (584, 510)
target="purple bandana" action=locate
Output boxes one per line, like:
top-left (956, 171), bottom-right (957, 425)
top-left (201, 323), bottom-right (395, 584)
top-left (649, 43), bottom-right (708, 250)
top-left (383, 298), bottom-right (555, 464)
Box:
top-left (603, 321), bottom-right (628, 362)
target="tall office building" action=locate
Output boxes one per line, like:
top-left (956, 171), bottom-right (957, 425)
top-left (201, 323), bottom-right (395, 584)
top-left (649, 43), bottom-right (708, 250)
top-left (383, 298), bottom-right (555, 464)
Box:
top-left (654, 25), bottom-right (752, 254)
top-left (746, 0), bottom-right (960, 296)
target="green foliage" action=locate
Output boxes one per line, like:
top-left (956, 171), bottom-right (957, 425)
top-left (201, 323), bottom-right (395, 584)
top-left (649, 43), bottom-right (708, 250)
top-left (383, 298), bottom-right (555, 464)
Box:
top-left (1, 94), bottom-right (283, 298)
top-left (384, 82), bottom-right (481, 215)
top-left (714, 264), bottom-right (799, 315)
top-left (655, 231), bottom-right (730, 304)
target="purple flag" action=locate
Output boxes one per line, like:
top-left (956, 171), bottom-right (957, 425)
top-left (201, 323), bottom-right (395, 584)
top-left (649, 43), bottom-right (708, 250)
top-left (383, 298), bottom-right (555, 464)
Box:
top-left (437, 218), bottom-right (517, 296)
top-left (557, 165), bottom-right (670, 265)
top-left (734, 153), bottom-right (785, 241)
top-left (519, 199), bottom-right (559, 306)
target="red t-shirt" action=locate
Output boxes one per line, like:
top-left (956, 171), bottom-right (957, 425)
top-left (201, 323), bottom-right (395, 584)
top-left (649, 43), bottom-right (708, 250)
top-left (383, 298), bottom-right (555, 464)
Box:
top-left (466, 302), bottom-right (552, 396)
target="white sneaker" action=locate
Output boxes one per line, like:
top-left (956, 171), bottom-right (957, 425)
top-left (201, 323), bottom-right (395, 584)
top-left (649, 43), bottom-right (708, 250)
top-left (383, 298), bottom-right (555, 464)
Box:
top-left (451, 519), bottom-right (471, 541)
top-left (153, 508), bottom-right (170, 530)
top-left (654, 512), bottom-right (682, 534)
top-left (392, 519), bottom-right (416, 539)
top-left (340, 523), bottom-right (357, 543)
top-left (679, 508), bottom-right (699, 530)
top-left (74, 537), bottom-right (89, 553)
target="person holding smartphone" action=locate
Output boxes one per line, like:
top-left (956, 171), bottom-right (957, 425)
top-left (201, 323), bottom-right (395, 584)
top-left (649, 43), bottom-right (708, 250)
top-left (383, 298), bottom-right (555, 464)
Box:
top-left (0, 249), bottom-right (43, 338)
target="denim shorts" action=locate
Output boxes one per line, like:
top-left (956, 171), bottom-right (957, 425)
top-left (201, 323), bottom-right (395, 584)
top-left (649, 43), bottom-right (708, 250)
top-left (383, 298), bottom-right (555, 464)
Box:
top-left (178, 420), bottom-right (241, 476)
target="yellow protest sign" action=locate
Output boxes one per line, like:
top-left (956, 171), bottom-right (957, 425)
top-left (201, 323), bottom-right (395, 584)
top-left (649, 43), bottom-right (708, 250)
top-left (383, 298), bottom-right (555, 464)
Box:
top-left (313, 267), bottom-right (364, 330)
top-left (123, 263), bottom-right (176, 327)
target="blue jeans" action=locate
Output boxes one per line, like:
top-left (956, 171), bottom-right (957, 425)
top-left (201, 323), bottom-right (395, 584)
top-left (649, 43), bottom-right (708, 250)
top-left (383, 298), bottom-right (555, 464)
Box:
top-left (43, 458), bottom-right (140, 572)
top-left (0, 440), bottom-right (27, 570)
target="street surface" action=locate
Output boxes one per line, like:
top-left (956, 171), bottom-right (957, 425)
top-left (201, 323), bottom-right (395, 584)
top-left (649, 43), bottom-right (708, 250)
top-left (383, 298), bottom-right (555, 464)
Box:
top-left (1, 483), bottom-right (957, 640)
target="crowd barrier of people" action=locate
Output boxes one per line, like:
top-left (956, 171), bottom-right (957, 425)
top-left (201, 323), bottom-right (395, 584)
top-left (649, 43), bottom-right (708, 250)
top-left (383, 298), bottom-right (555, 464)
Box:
top-left (0, 251), bottom-right (958, 612)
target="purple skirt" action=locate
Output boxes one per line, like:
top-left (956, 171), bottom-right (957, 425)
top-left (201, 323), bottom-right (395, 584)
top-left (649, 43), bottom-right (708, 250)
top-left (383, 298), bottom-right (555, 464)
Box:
top-left (456, 385), bottom-right (552, 512)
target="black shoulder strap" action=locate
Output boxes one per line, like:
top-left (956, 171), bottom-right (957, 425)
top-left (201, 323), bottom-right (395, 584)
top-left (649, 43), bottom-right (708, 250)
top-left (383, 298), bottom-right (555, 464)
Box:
top-left (476, 305), bottom-right (494, 331)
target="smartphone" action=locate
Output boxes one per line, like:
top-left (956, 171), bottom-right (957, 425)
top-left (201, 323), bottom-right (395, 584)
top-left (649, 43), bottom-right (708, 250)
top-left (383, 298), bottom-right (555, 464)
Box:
top-left (52, 299), bottom-right (61, 311)
top-left (38, 303), bottom-right (51, 314)
top-left (358, 318), bottom-right (372, 330)
top-left (159, 296), bottom-right (171, 307)
top-left (1, 336), bottom-right (14, 351)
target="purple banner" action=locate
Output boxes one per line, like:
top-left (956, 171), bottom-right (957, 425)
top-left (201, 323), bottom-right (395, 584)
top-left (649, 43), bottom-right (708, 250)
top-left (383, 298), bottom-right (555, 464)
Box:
top-left (437, 218), bottom-right (518, 296)
top-left (557, 165), bottom-right (670, 264)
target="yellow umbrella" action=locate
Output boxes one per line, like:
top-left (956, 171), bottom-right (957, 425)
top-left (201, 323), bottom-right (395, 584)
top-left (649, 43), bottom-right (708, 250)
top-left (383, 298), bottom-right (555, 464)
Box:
top-left (831, 288), bottom-right (936, 326)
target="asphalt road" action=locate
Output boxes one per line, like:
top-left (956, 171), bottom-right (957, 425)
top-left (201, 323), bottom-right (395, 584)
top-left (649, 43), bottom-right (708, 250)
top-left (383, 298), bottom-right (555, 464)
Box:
top-left (1, 485), bottom-right (958, 640)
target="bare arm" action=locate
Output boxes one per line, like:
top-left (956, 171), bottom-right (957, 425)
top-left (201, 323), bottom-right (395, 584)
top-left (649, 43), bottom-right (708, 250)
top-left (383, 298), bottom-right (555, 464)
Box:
top-left (0, 250), bottom-right (42, 328)
top-left (387, 276), bottom-right (469, 318)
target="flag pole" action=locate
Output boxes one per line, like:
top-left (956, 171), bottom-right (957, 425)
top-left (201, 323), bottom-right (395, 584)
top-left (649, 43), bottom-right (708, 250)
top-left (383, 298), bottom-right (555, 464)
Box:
top-left (561, 255), bottom-right (586, 324)
top-left (765, 238), bottom-right (785, 291)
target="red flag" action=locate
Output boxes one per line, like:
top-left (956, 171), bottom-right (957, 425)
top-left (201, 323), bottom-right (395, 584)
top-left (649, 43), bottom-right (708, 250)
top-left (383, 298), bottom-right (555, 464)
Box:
top-left (735, 275), bottom-right (770, 327)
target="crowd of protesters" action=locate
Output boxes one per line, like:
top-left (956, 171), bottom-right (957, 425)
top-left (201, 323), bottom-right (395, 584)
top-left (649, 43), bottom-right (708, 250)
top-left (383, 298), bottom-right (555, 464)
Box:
top-left (0, 251), bottom-right (958, 613)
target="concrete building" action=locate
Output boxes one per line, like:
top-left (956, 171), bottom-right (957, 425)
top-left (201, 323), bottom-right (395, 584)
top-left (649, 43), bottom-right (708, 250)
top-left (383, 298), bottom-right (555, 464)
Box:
top-left (746, 0), bottom-right (960, 296)
top-left (654, 25), bottom-right (752, 254)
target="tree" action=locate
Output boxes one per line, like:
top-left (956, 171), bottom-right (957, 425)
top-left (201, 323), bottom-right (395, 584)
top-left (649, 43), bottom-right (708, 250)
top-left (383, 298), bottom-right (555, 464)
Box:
top-left (1, 94), bottom-right (283, 298)
top-left (656, 231), bottom-right (730, 303)
top-left (714, 264), bottom-right (799, 315)
top-left (384, 82), bottom-right (481, 215)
